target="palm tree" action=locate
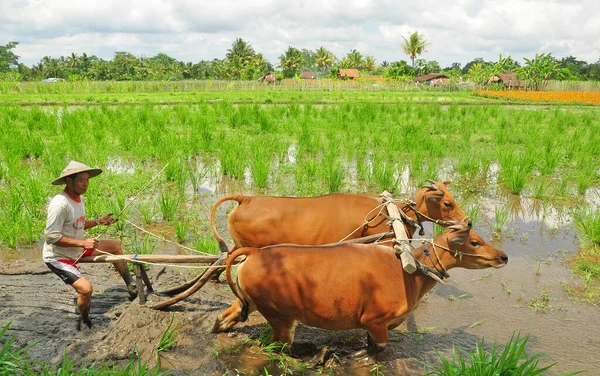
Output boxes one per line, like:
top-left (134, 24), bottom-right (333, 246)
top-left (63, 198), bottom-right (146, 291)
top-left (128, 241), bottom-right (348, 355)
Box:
top-left (315, 47), bottom-right (335, 73)
top-left (361, 55), bottom-right (376, 72)
top-left (227, 38), bottom-right (255, 79)
top-left (401, 31), bottom-right (430, 69)
top-left (278, 46), bottom-right (303, 78)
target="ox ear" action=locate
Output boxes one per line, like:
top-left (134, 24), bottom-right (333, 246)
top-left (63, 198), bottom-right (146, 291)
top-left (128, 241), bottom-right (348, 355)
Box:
top-left (448, 225), bottom-right (470, 245)
top-left (443, 180), bottom-right (451, 186)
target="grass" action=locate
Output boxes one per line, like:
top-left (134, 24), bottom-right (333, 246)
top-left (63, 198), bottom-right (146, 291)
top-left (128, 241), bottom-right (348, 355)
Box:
top-left (156, 313), bottom-right (178, 363)
top-left (425, 332), bottom-right (582, 375)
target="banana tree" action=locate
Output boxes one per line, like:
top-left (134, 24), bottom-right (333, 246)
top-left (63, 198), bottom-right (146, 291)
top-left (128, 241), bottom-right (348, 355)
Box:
top-left (521, 53), bottom-right (559, 91)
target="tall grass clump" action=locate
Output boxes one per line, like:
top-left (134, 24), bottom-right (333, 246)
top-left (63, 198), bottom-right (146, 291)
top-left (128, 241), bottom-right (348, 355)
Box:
top-left (159, 192), bottom-right (179, 222)
top-left (156, 313), bottom-right (178, 363)
top-left (573, 207), bottom-right (600, 246)
top-left (249, 139), bottom-right (272, 189)
top-left (425, 332), bottom-right (580, 375)
top-left (494, 206), bottom-right (510, 233)
top-left (372, 160), bottom-right (398, 193)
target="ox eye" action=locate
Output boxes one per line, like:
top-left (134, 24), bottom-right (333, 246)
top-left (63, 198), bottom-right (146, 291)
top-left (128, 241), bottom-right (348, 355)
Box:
top-left (444, 202), bottom-right (453, 208)
top-left (470, 241), bottom-right (480, 247)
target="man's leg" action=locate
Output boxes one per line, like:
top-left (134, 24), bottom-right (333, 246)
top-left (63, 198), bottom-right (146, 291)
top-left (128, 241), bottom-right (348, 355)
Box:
top-left (94, 239), bottom-right (137, 298)
top-left (72, 277), bottom-right (93, 330)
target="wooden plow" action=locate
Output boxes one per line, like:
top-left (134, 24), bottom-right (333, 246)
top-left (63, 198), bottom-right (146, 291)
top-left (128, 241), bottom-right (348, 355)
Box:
top-left (79, 191), bottom-right (419, 310)
top-left (79, 254), bottom-right (223, 308)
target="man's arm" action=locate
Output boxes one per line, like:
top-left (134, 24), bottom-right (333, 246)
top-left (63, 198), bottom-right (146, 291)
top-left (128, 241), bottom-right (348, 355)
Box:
top-left (52, 235), bottom-right (98, 249)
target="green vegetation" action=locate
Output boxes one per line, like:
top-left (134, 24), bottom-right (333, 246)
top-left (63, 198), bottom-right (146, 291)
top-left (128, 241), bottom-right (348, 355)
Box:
top-left (426, 332), bottom-right (581, 376)
top-left (156, 314), bottom-right (178, 363)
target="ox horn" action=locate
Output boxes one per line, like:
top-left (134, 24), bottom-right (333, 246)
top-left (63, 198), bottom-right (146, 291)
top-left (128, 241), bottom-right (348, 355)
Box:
top-left (447, 224), bottom-right (465, 231)
top-left (426, 179), bottom-right (438, 185)
top-left (421, 184), bottom-right (440, 191)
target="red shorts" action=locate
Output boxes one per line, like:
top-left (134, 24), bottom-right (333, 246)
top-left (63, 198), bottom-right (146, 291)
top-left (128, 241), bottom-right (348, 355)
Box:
top-left (46, 249), bottom-right (95, 285)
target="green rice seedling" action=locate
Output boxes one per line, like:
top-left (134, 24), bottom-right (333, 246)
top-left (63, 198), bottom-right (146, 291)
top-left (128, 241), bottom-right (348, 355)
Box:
top-left (218, 138), bottom-right (247, 180)
top-left (0, 321), bottom-right (37, 374)
top-left (250, 139), bottom-right (272, 189)
top-left (159, 192), bottom-right (179, 222)
top-left (531, 179), bottom-right (548, 200)
top-left (494, 206), bottom-right (510, 233)
top-left (432, 223), bottom-right (445, 237)
top-left (258, 323), bottom-right (274, 347)
top-left (464, 202), bottom-right (481, 227)
top-left (156, 313), bottom-right (178, 363)
top-left (425, 332), bottom-right (575, 376)
top-left (573, 207), bottom-right (600, 246)
top-left (372, 161), bottom-right (398, 193)
top-left (323, 160), bottom-right (345, 194)
top-left (574, 170), bottom-right (596, 196)
top-left (500, 164), bottom-right (529, 195)
top-left (137, 201), bottom-right (156, 225)
top-left (106, 195), bottom-right (126, 233)
top-left (174, 220), bottom-right (189, 243)
top-left (130, 233), bottom-right (157, 255)
top-left (192, 232), bottom-right (220, 255)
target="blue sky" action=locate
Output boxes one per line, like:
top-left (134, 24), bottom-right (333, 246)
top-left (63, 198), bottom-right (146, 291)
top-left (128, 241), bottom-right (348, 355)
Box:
top-left (2, 0), bottom-right (599, 68)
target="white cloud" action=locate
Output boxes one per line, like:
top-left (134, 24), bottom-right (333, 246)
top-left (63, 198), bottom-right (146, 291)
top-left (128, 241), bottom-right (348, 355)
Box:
top-left (1, 0), bottom-right (599, 67)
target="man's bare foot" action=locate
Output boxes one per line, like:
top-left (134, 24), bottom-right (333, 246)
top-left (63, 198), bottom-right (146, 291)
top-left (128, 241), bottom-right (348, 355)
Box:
top-left (76, 316), bottom-right (92, 331)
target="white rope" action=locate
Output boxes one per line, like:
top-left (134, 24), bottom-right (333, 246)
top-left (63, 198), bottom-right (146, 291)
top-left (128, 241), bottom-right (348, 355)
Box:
top-left (337, 197), bottom-right (415, 243)
top-left (82, 246), bottom-right (226, 270)
top-left (122, 219), bottom-right (215, 256)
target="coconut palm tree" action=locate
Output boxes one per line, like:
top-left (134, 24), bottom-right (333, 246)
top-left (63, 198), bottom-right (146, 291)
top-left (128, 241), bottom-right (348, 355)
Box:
top-left (315, 47), bottom-right (335, 73)
top-left (361, 55), bottom-right (376, 72)
top-left (401, 31), bottom-right (430, 69)
top-left (278, 46), bottom-right (303, 78)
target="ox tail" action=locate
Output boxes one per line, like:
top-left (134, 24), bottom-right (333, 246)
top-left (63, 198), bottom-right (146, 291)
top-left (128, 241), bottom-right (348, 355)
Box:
top-left (226, 247), bottom-right (257, 322)
top-left (210, 194), bottom-right (246, 253)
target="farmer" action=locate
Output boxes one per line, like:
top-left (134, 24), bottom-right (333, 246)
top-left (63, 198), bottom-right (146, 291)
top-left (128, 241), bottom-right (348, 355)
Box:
top-left (42, 160), bottom-right (137, 331)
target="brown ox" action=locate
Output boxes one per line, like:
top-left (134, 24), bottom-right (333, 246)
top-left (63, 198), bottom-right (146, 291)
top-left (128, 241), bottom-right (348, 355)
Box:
top-left (224, 223), bottom-right (507, 355)
top-left (210, 181), bottom-right (467, 253)
top-left (211, 181), bottom-right (468, 333)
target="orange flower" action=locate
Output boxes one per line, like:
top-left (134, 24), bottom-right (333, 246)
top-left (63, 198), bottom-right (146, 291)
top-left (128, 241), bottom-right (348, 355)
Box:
top-left (475, 90), bottom-right (600, 105)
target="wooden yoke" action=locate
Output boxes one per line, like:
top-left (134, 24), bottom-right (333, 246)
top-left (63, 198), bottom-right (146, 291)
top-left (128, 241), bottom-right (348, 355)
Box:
top-left (381, 191), bottom-right (417, 274)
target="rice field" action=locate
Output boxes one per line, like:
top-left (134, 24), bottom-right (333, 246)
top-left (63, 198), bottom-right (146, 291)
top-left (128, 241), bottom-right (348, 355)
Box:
top-left (1, 91), bottom-right (599, 254)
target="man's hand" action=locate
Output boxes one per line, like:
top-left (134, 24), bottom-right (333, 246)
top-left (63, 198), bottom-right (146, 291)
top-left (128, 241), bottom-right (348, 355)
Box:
top-left (81, 237), bottom-right (99, 249)
top-left (99, 213), bottom-right (118, 226)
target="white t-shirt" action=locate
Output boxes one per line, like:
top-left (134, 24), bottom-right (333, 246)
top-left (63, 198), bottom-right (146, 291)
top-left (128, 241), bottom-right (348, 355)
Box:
top-left (42, 190), bottom-right (87, 263)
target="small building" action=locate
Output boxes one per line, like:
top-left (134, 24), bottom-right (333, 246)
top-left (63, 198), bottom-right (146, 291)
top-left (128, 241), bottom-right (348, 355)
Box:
top-left (338, 69), bottom-right (360, 80)
top-left (299, 71), bottom-right (317, 79)
top-left (413, 73), bottom-right (450, 86)
top-left (487, 72), bottom-right (525, 89)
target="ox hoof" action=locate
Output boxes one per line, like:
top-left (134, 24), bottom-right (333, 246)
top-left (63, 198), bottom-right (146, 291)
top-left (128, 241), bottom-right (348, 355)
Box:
top-left (350, 344), bottom-right (385, 360)
top-left (211, 317), bottom-right (230, 333)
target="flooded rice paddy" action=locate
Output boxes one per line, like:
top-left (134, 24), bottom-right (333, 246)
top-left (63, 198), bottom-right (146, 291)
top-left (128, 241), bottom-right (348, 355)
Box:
top-left (1, 169), bottom-right (598, 375)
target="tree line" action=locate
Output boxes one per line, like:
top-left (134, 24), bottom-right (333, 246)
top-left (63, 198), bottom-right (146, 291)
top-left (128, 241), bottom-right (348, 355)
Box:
top-left (1, 37), bottom-right (599, 83)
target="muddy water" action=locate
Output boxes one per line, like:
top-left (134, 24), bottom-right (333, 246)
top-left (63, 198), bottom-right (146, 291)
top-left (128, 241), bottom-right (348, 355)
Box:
top-left (405, 197), bottom-right (594, 376)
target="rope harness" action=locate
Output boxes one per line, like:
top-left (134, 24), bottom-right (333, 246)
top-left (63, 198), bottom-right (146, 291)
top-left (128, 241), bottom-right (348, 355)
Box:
top-left (406, 238), bottom-right (500, 283)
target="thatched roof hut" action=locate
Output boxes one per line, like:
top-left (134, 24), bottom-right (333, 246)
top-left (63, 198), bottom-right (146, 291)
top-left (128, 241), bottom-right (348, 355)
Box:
top-left (299, 71), bottom-right (317, 79)
top-left (487, 72), bottom-right (525, 89)
top-left (338, 69), bottom-right (360, 79)
top-left (413, 73), bottom-right (450, 85)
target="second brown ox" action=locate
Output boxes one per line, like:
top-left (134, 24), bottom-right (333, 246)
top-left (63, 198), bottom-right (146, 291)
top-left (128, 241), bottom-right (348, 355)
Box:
top-left (225, 223), bottom-right (507, 355)
top-left (211, 181), bottom-right (469, 332)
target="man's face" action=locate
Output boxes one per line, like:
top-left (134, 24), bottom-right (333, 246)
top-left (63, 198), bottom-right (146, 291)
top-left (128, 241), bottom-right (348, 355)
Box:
top-left (67, 172), bottom-right (90, 195)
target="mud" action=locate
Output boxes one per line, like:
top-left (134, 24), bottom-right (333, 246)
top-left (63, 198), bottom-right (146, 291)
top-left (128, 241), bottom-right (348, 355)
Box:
top-left (1, 194), bottom-right (598, 375)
